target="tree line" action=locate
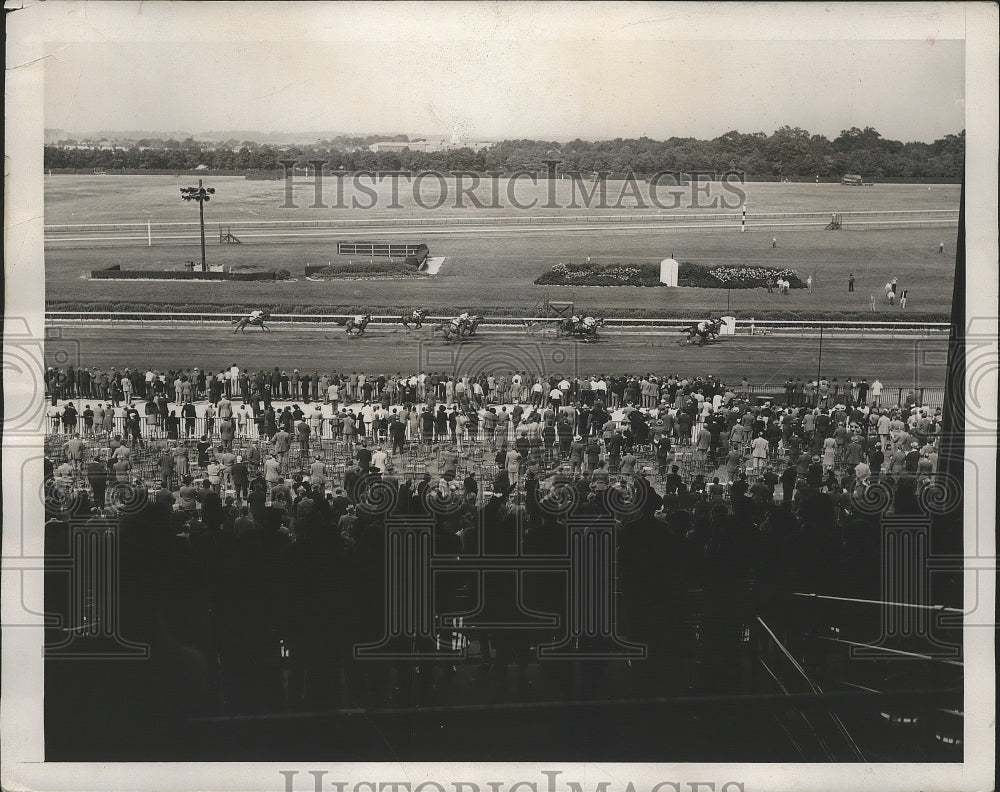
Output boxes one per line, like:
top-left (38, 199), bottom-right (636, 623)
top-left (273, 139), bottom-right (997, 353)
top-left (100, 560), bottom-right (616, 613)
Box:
top-left (44, 126), bottom-right (964, 178)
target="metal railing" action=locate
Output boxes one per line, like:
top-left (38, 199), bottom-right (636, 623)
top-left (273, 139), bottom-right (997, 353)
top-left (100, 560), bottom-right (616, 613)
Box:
top-left (45, 310), bottom-right (951, 331)
top-left (43, 208), bottom-right (959, 236)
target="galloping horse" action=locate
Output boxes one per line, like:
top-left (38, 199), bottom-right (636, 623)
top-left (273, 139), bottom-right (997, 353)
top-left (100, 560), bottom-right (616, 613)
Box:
top-left (557, 315), bottom-right (605, 341)
top-left (465, 315), bottom-right (483, 337)
top-left (434, 313), bottom-right (482, 342)
top-left (233, 309), bottom-right (271, 334)
top-left (345, 313), bottom-right (372, 337)
top-left (680, 318), bottom-right (723, 346)
top-left (401, 308), bottom-right (429, 329)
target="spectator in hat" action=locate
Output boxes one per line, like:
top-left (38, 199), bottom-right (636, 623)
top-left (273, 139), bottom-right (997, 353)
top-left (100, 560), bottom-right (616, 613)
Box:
top-left (309, 455), bottom-right (326, 486)
top-left (569, 435), bottom-right (585, 474)
top-left (232, 455), bottom-right (249, 499)
top-left (273, 426), bottom-right (292, 470)
top-left (264, 453), bottom-right (282, 485)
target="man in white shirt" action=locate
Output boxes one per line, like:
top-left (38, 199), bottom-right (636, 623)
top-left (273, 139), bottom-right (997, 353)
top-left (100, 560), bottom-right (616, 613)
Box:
top-left (750, 433), bottom-right (770, 471)
top-left (228, 364), bottom-right (239, 398)
top-left (531, 380), bottom-right (544, 408)
top-left (360, 402), bottom-right (376, 438)
top-left (870, 378), bottom-right (883, 406)
top-left (371, 446), bottom-right (389, 474)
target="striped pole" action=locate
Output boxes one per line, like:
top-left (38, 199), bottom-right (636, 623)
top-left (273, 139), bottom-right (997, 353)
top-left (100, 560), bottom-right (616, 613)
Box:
top-left (741, 203), bottom-right (746, 233)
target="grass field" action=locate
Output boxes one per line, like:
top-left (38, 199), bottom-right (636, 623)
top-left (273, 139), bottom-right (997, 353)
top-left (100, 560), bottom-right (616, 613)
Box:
top-left (44, 174), bottom-right (961, 223)
top-left (44, 176), bottom-right (959, 317)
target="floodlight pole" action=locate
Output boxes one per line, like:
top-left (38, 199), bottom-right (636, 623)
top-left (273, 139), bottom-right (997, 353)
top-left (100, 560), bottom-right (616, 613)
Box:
top-left (180, 178), bottom-right (214, 272)
top-left (198, 181), bottom-right (207, 272)
top-left (816, 325), bottom-right (824, 403)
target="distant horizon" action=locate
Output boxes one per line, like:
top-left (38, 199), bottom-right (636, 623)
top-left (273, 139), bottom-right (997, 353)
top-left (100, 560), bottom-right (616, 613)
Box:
top-left (44, 125), bottom-right (965, 146)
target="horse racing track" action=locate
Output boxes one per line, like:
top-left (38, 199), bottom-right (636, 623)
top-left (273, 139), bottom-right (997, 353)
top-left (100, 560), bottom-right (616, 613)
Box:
top-left (46, 323), bottom-right (950, 398)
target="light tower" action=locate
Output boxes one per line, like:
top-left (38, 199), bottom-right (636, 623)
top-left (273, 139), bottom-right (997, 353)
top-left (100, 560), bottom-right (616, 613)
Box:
top-left (180, 179), bottom-right (215, 272)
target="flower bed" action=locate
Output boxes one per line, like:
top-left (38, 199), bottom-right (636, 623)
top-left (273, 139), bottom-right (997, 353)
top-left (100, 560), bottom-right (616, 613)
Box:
top-left (535, 261), bottom-right (806, 288)
top-left (701, 265), bottom-right (806, 289)
top-left (535, 262), bottom-right (662, 286)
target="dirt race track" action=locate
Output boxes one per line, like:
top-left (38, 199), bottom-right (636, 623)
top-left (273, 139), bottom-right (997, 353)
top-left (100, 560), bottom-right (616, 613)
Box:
top-left (46, 324), bottom-right (950, 390)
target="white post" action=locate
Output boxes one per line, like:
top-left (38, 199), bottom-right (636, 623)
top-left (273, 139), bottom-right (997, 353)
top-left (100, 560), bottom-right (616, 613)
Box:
top-left (659, 258), bottom-right (679, 286)
top-left (741, 203), bottom-right (746, 233)
top-left (147, 220), bottom-right (152, 247)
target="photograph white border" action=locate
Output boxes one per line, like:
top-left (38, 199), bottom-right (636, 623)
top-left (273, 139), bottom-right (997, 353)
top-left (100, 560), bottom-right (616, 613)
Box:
top-left (4, 3), bottom-right (996, 791)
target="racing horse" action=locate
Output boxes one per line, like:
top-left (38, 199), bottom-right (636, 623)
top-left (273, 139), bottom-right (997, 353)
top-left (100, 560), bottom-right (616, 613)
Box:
top-left (464, 314), bottom-right (483, 337)
top-left (434, 314), bottom-right (482, 342)
top-left (233, 309), bottom-right (271, 334)
top-left (679, 318), bottom-right (723, 346)
top-left (557, 315), bottom-right (605, 341)
top-left (345, 313), bottom-right (372, 337)
top-left (401, 308), bottom-right (430, 329)
top-left (435, 315), bottom-right (466, 343)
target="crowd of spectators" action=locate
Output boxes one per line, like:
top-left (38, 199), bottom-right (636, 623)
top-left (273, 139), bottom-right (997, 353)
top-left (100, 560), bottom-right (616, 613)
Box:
top-left (43, 361), bottom-right (948, 726)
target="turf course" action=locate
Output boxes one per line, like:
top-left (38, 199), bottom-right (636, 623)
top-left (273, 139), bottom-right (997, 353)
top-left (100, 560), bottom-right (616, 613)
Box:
top-left (45, 176), bottom-right (959, 318)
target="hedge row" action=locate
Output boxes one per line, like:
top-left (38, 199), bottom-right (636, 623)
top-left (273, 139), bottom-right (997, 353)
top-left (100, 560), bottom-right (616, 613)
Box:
top-left (535, 261), bottom-right (806, 289)
top-left (90, 267), bottom-right (290, 282)
top-left (45, 300), bottom-right (951, 323)
top-left (305, 261), bottom-right (421, 278)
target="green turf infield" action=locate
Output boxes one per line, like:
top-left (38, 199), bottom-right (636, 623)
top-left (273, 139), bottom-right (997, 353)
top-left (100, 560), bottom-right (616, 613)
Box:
top-left (45, 176), bottom-right (958, 318)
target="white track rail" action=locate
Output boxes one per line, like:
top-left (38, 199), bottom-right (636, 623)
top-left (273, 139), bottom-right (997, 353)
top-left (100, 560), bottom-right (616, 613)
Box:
top-left (45, 311), bottom-right (950, 336)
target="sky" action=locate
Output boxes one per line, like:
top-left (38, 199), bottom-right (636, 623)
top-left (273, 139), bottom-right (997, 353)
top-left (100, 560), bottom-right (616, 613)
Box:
top-left (41, 4), bottom-right (967, 143)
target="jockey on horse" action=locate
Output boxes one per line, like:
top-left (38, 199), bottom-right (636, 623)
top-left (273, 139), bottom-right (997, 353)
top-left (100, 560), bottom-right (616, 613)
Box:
top-left (436, 312), bottom-right (481, 342)
top-left (681, 317), bottom-right (722, 345)
top-left (402, 308), bottom-right (429, 329)
top-left (234, 308), bottom-right (271, 334)
top-left (464, 313), bottom-right (483, 337)
top-left (440, 314), bottom-right (467, 342)
top-left (345, 313), bottom-right (371, 337)
top-left (559, 314), bottom-right (603, 339)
